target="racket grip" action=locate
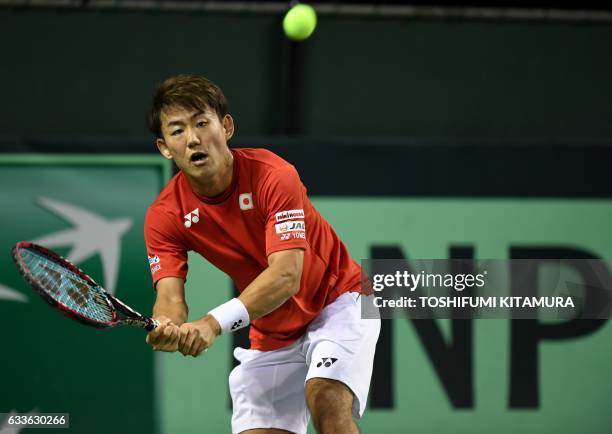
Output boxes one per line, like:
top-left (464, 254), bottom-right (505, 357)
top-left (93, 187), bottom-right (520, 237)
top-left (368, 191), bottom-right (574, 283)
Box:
top-left (145, 318), bottom-right (161, 332)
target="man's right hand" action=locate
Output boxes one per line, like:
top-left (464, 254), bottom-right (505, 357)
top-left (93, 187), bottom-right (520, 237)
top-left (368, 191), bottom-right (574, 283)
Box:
top-left (145, 316), bottom-right (181, 352)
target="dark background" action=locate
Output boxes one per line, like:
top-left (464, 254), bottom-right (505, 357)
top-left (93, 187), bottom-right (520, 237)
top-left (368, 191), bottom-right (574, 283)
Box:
top-left (1, 2), bottom-right (612, 146)
top-left (1, 2), bottom-right (611, 197)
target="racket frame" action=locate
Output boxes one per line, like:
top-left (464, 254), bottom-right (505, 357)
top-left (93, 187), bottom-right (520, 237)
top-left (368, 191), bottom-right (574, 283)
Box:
top-left (12, 241), bottom-right (158, 331)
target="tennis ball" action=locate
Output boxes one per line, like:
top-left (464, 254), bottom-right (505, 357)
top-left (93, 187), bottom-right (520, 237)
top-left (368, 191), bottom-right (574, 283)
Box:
top-left (283, 4), bottom-right (317, 41)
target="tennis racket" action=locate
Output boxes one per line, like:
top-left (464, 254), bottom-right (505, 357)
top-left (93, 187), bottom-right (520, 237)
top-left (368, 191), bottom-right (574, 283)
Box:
top-left (12, 241), bottom-right (159, 332)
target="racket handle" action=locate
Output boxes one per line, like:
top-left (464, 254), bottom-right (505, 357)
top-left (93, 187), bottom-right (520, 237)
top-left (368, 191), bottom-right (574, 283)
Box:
top-left (145, 318), bottom-right (161, 332)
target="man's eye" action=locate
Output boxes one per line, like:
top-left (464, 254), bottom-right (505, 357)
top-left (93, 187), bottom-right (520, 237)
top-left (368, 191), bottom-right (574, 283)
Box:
top-left (171, 129), bottom-right (183, 136)
top-left (196, 121), bottom-right (207, 127)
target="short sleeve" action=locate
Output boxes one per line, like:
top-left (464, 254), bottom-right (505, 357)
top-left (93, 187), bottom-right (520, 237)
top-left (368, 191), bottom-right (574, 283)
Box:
top-left (260, 166), bottom-right (309, 256)
top-left (144, 207), bottom-right (188, 287)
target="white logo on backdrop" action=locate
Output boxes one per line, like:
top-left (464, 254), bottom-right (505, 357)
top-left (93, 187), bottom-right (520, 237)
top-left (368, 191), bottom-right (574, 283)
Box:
top-left (0, 197), bottom-right (132, 300)
top-left (30, 197), bottom-right (132, 295)
top-left (0, 284), bottom-right (27, 303)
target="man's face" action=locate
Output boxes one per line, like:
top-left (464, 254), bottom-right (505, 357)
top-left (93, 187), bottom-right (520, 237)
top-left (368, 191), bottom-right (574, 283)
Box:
top-left (156, 105), bottom-right (234, 181)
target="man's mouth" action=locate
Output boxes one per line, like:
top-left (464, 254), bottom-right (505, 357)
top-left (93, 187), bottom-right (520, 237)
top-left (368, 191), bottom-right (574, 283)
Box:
top-left (190, 152), bottom-right (208, 165)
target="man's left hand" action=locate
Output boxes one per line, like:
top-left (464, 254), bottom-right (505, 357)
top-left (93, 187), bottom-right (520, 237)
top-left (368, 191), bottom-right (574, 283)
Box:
top-left (177, 314), bottom-right (221, 357)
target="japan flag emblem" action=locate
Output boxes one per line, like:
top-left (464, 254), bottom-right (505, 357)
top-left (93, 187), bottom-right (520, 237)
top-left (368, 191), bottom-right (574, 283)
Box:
top-left (239, 193), bottom-right (254, 210)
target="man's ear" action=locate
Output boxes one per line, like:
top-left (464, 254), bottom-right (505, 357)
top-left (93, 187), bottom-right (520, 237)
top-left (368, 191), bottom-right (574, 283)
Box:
top-left (156, 138), bottom-right (173, 160)
top-left (223, 114), bottom-right (235, 140)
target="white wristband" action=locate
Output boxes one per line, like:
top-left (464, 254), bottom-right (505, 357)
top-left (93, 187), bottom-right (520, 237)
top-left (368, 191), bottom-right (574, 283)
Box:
top-left (208, 298), bottom-right (250, 334)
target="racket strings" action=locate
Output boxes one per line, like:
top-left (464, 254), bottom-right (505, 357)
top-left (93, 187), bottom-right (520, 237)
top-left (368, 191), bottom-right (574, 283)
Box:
top-left (21, 249), bottom-right (114, 323)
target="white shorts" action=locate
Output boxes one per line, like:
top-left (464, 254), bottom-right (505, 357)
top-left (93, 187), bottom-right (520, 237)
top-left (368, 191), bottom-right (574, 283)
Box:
top-left (229, 292), bottom-right (381, 434)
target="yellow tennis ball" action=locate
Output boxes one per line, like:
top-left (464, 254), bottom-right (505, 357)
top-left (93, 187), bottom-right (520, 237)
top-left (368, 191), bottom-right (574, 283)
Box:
top-left (283, 4), bottom-right (317, 41)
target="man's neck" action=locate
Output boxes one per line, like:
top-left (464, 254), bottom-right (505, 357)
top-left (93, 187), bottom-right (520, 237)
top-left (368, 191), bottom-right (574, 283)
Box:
top-left (187, 151), bottom-right (234, 197)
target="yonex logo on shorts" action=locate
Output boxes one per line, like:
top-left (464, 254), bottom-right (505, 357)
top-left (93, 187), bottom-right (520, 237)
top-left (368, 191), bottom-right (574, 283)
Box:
top-left (316, 357), bottom-right (338, 368)
top-left (184, 208), bottom-right (199, 228)
top-left (275, 209), bottom-right (304, 222)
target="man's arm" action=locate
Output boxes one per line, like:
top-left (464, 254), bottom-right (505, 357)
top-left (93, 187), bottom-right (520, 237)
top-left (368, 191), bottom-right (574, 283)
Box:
top-left (152, 277), bottom-right (189, 324)
top-left (238, 248), bottom-right (304, 319)
top-left (145, 277), bottom-right (189, 352)
top-left (176, 248), bottom-right (304, 357)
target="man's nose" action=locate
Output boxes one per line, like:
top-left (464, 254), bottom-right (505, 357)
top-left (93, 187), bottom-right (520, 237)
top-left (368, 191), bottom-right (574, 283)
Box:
top-left (186, 127), bottom-right (200, 147)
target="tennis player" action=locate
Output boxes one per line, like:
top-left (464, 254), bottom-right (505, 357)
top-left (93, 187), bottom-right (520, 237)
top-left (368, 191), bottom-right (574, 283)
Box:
top-left (143, 74), bottom-right (380, 434)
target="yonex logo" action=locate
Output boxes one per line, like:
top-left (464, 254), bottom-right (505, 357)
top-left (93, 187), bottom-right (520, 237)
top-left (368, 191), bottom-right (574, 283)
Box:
top-left (184, 208), bottom-right (199, 228)
top-left (316, 357), bottom-right (338, 368)
top-left (231, 319), bottom-right (244, 330)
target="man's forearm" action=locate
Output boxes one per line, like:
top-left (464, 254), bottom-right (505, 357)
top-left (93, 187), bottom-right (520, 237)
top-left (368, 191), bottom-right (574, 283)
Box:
top-left (237, 262), bottom-right (301, 320)
top-left (196, 250), bottom-right (303, 333)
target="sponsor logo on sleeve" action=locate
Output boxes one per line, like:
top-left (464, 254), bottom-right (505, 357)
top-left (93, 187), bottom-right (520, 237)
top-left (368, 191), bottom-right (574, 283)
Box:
top-left (280, 232), bottom-right (305, 240)
top-left (275, 220), bottom-right (306, 234)
top-left (148, 254), bottom-right (161, 274)
top-left (275, 209), bottom-right (305, 222)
